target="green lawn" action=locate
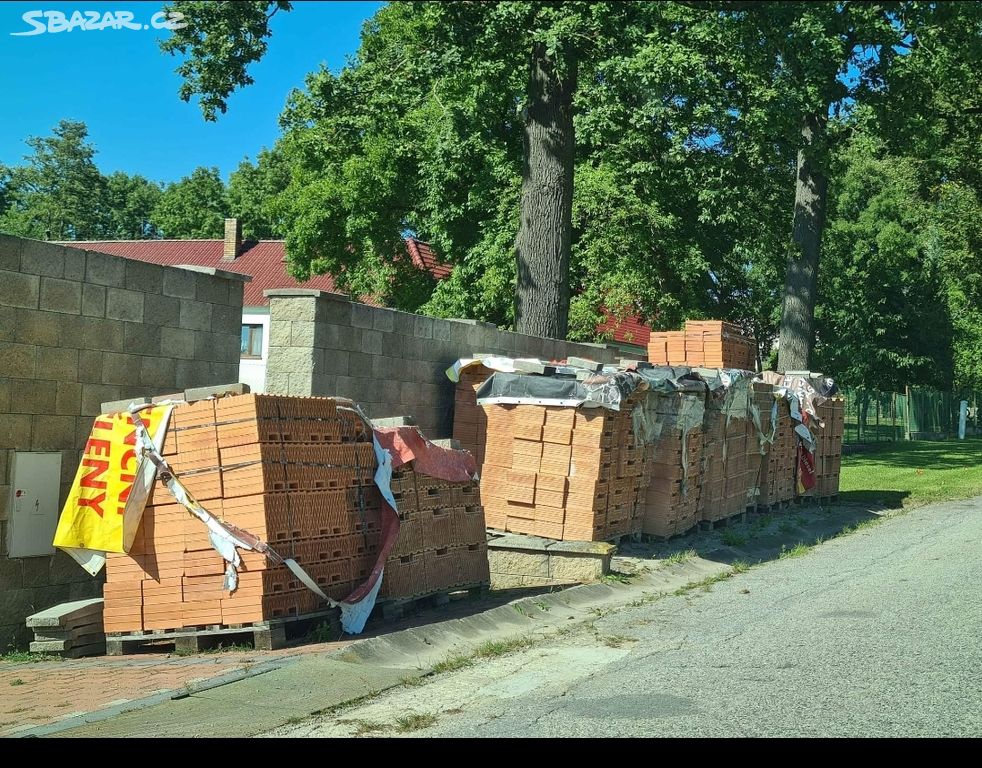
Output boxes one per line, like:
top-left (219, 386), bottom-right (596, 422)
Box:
top-left (840, 438), bottom-right (982, 508)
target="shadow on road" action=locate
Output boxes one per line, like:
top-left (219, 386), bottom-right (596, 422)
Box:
top-left (617, 501), bottom-right (888, 572)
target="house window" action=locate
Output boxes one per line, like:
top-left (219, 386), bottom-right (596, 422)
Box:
top-left (240, 324), bottom-right (264, 359)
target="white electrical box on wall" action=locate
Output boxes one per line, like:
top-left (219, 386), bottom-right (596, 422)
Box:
top-left (8, 452), bottom-right (62, 558)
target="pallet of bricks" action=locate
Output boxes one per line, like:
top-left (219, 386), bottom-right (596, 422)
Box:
top-left (382, 464), bottom-right (490, 603)
top-left (699, 384), bottom-right (757, 525)
top-left (801, 397), bottom-right (844, 501)
top-left (648, 320), bottom-right (756, 371)
top-left (452, 363), bottom-right (492, 466)
top-left (103, 394), bottom-right (385, 648)
top-left (750, 383), bottom-right (796, 510)
top-left (639, 389), bottom-right (705, 538)
top-left (104, 395), bottom-right (494, 647)
top-left (479, 392), bottom-right (646, 542)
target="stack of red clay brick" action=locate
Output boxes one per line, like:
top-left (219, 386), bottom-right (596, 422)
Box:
top-left (648, 320), bottom-right (756, 371)
top-left (452, 363), bottom-right (492, 465)
top-left (639, 391), bottom-right (705, 538)
top-left (803, 397), bottom-right (844, 499)
top-left (699, 398), bottom-right (757, 524)
top-left (103, 394), bottom-right (492, 634)
top-left (105, 394), bottom-right (382, 634)
top-left (751, 384), bottom-right (796, 508)
top-left (383, 468), bottom-right (489, 599)
top-left (480, 397), bottom-right (646, 542)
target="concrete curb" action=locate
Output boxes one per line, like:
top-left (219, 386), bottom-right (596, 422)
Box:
top-left (41, 559), bottom-right (730, 738)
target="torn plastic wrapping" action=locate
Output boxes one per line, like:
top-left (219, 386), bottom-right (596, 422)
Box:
top-left (126, 402), bottom-right (396, 635)
top-left (475, 363), bottom-right (708, 412)
top-left (374, 425), bottom-right (478, 480)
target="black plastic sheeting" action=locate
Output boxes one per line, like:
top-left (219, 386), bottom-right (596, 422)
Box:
top-left (475, 365), bottom-right (720, 411)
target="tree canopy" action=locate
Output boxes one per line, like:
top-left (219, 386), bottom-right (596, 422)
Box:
top-left (1, 1), bottom-right (979, 392)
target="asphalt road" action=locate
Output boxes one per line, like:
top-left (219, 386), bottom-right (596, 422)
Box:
top-left (278, 497), bottom-right (982, 738)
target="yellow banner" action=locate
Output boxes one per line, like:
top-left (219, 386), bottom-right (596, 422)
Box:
top-left (53, 406), bottom-right (171, 556)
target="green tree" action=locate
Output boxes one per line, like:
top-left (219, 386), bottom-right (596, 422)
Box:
top-left (151, 166), bottom-right (228, 239)
top-left (227, 147), bottom-right (289, 239)
top-left (814, 131), bottom-right (952, 390)
top-left (931, 182), bottom-right (982, 392)
top-left (161, 1), bottom-right (653, 335)
top-left (160, 0), bottom-right (293, 121)
top-left (0, 120), bottom-right (109, 240)
top-left (105, 172), bottom-right (163, 239)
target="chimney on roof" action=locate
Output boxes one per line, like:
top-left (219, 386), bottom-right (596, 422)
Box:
top-left (223, 217), bottom-right (242, 261)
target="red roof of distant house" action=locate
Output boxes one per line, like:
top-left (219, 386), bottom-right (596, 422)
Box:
top-left (61, 238), bottom-right (444, 308)
top-left (62, 236), bottom-right (652, 347)
top-left (596, 309), bottom-right (652, 348)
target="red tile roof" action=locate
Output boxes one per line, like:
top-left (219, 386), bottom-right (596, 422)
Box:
top-left (61, 238), bottom-right (444, 308)
top-left (596, 308), bottom-right (652, 348)
top-left (62, 236), bottom-right (653, 347)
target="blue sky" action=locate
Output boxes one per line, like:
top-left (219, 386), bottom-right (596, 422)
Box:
top-left (0, 1), bottom-right (383, 182)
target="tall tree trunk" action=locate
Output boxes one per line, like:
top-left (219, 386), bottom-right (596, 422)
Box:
top-left (514, 42), bottom-right (576, 339)
top-left (778, 112), bottom-right (829, 372)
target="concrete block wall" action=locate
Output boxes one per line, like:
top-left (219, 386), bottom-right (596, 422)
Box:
top-left (0, 235), bottom-right (246, 648)
top-left (264, 290), bottom-right (619, 438)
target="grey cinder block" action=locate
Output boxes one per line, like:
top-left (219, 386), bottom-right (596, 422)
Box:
top-left (32, 415), bottom-right (78, 450)
top-left (372, 309), bottom-right (395, 333)
top-left (81, 317), bottom-right (126, 352)
top-left (179, 299), bottom-right (212, 331)
top-left (2, 342), bottom-right (37, 378)
top-left (84, 250), bottom-right (126, 287)
top-left (160, 327), bottom-right (195, 360)
top-left (36, 346), bottom-right (78, 382)
top-left (39, 277), bottom-right (82, 314)
top-left (566, 356), bottom-right (602, 372)
top-left (81, 384), bottom-right (122, 415)
top-left (144, 293), bottom-right (181, 328)
top-left (21, 239), bottom-right (65, 278)
top-left (123, 322), bottom-right (162, 355)
top-left (350, 302), bottom-right (375, 330)
top-left (81, 283), bottom-right (107, 317)
top-left (0, 234), bottom-right (23, 272)
top-left (290, 320), bottom-right (317, 348)
top-left (124, 260), bottom-right (164, 294)
top-left (162, 267), bottom-right (196, 299)
top-left (0, 269), bottom-right (40, 309)
top-left (140, 356), bottom-right (177, 388)
top-left (62, 246), bottom-right (86, 281)
top-left (371, 415), bottom-right (417, 427)
top-left (105, 288), bottom-right (145, 323)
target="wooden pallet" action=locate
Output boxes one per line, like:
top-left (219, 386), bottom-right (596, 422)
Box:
top-left (699, 511), bottom-right (748, 532)
top-left (375, 583), bottom-right (489, 622)
top-left (605, 532), bottom-right (641, 546)
top-left (755, 499), bottom-right (793, 514)
top-left (105, 607), bottom-right (341, 656)
top-left (638, 524), bottom-right (699, 543)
